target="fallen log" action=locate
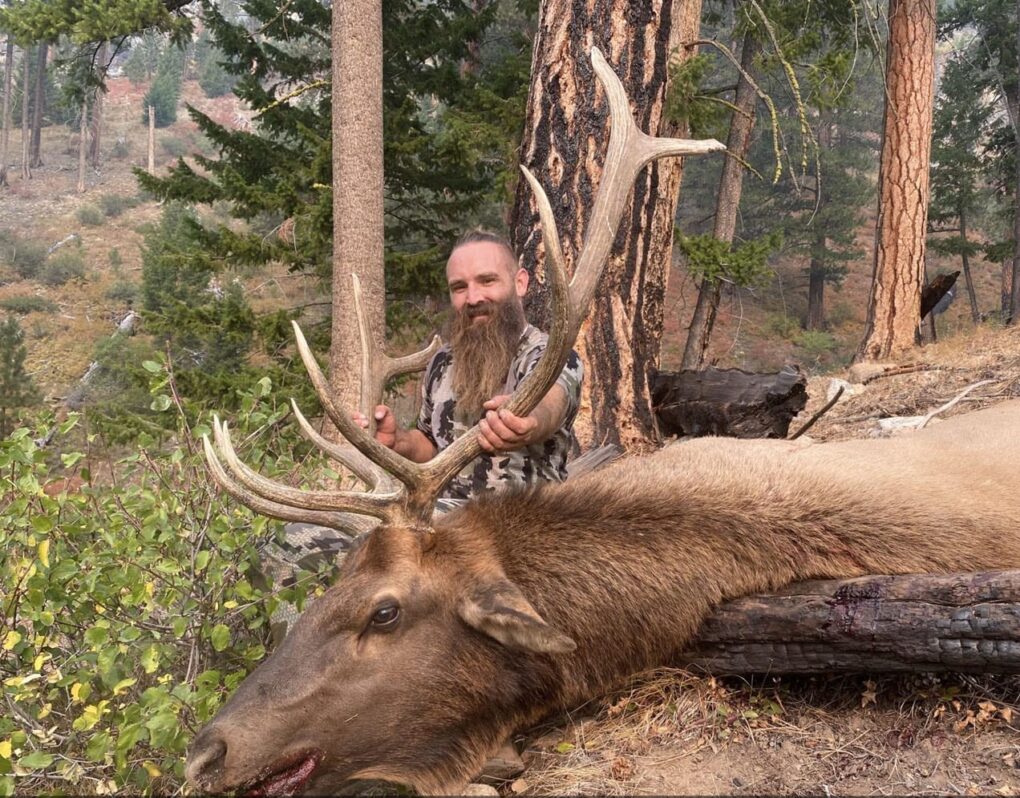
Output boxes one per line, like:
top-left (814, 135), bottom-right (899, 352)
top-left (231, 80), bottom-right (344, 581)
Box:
top-left (678, 570), bottom-right (1020, 674)
top-left (650, 364), bottom-right (807, 439)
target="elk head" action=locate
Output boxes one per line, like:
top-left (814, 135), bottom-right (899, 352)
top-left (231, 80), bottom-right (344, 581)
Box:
top-left (187, 47), bottom-right (723, 796)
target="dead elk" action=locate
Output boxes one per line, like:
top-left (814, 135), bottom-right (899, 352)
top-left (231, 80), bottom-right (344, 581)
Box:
top-left (185, 48), bottom-right (1018, 797)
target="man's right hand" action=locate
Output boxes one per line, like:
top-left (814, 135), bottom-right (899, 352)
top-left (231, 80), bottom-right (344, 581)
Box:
top-left (353, 404), bottom-right (398, 449)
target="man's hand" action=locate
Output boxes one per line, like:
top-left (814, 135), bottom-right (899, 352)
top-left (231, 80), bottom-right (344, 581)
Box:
top-left (478, 394), bottom-right (539, 454)
top-left (352, 405), bottom-right (437, 463)
top-left (353, 404), bottom-right (398, 448)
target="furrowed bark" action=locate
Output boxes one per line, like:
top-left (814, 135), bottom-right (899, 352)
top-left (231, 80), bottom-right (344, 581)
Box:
top-left (28, 41), bottom-right (45, 167)
top-left (856, 0), bottom-right (936, 360)
top-left (509, 0), bottom-right (704, 450)
top-left (1, 37), bottom-right (13, 185)
top-left (679, 570), bottom-right (1020, 674)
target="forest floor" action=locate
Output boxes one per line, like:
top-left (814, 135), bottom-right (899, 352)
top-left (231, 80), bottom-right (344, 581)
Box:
top-left (516, 325), bottom-right (1020, 797)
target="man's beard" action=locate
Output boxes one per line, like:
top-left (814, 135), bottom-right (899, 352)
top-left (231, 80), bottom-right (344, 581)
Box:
top-left (447, 296), bottom-right (527, 426)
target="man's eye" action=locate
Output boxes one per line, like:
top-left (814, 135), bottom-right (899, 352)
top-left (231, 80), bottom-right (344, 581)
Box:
top-left (370, 605), bottom-right (400, 629)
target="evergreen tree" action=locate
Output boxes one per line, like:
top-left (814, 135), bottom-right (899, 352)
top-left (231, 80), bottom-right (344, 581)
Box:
top-left (0, 315), bottom-right (40, 437)
top-left (141, 40), bottom-right (182, 126)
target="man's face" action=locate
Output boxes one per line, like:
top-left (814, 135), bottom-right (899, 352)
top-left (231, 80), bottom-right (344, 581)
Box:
top-left (446, 241), bottom-right (529, 325)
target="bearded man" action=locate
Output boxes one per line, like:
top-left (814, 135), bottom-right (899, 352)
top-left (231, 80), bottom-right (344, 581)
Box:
top-left (354, 230), bottom-right (583, 501)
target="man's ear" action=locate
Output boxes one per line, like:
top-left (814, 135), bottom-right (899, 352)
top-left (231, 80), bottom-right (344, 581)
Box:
top-left (514, 266), bottom-right (529, 298)
top-left (458, 578), bottom-right (576, 654)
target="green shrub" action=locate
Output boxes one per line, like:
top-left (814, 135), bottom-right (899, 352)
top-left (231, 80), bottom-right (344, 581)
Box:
top-left (99, 194), bottom-right (140, 218)
top-left (109, 248), bottom-right (124, 271)
top-left (76, 204), bottom-right (105, 226)
top-left (1, 237), bottom-right (49, 280)
top-left (39, 250), bottom-right (86, 286)
top-left (764, 312), bottom-right (800, 341)
top-left (794, 329), bottom-right (838, 358)
top-left (111, 136), bottom-right (131, 159)
top-left (0, 376), bottom-right (318, 794)
top-left (0, 316), bottom-right (40, 435)
top-left (106, 281), bottom-right (139, 304)
top-left (0, 296), bottom-right (58, 314)
top-left (159, 136), bottom-right (190, 158)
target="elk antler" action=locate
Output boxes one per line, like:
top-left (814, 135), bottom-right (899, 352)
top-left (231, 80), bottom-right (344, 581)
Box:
top-left (205, 46), bottom-right (724, 530)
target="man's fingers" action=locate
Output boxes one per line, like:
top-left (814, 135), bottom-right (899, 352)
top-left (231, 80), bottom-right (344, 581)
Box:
top-left (374, 405), bottom-right (388, 421)
top-left (477, 420), bottom-right (498, 453)
top-left (483, 394), bottom-right (510, 411)
top-left (484, 410), bottom-right (519, 443)
top-left (496, 407), bottom-right (534, 436)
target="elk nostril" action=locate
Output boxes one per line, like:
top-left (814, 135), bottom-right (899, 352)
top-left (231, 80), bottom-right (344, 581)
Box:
top-left (186, 733), bottom-right (228, 788)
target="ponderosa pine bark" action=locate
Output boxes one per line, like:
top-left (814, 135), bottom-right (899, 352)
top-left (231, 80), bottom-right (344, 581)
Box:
top-left (28, 40), bottom-right (44, 167)
top-left (1011, 0), bottom-right (1020, 325)
top-left (330, 0), bottom-right (385, 421)
top-left (88, 41), bottom-right (108, 169)
top-left (0, 37), bottom-right (13, 185)
top-left (509, 0), bottom-right (704, 450)
top-left (856, 0), bottom-right (935, 360)
top-left (19, 43), bottom-right (28, 179)
top-left (680, 29), bottom-right (761, 367)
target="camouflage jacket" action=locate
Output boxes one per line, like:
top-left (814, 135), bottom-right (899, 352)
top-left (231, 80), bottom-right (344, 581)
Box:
top-left (416, 324), bottom-right (584, 501)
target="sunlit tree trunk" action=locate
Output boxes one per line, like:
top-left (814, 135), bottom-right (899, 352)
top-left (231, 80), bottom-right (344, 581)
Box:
top-left (89, 42), bottom-right (108, 169)
top-left (28, 41), bottom-right (45, 167)
top-left (330, 0), bottom-right (385, 422)
top-left (77, 98), bottom-right (86, 192)
top-left (680, 29), bottom-right (760, 368)
top-left (19, 44), bottom-right (29, 179)
top-left (509, 0), bottom-right (704, 450)
top-left (0, 38), bottom-right (14, 185)
top-left (856, 0), bottom-right (935, 360)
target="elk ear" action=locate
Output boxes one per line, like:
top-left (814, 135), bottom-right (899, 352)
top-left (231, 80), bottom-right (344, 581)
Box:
top-left (458, 578), bottom-right (576, 654)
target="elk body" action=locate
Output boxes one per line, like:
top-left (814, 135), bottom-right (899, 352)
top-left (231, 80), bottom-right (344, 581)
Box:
top-left (185, 47), bottom-right (1018, 796)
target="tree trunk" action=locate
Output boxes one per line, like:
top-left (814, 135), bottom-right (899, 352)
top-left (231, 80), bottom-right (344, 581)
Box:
top-left (679, 29), bottom-right (761, 370)
top-left (19, 45), bottom-right (29, 180)
top-left (958, 206), bottom-right (980, 324)
top-left (1011, 0), bottom-right (1020, 327)
top-left (856, 0), bottom-right (935, 361)
top-left (147, 104), bottom-right (155, 174)
top-left (89, 41), bottom-right (108, 170)
top-left (805, 115), bottom-right (833, 331)
top-left (678, 570), bottom-right (1020, 675)
top-left (77, 98), bottom-right (87, 193)
top-left (509, 0), bottom-right (704, 450)
top-left (330, 0), bottom-right (385, 424)
top-left (1, 37), bottom-right (14, 186)
top-left (28, 41), bottom-right (46, 168)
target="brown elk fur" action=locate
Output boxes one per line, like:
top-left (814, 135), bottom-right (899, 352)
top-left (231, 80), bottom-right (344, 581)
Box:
top-left (186, 400), bottom-right (1020, 796)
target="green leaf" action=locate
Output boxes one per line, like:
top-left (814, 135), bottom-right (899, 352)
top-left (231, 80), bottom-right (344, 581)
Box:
top-left (17, 751), bottom-right (53, 770)
top-left (84, 626), bottom-right (108, 647)
top-left (142, 360), bottom-right (163, 373)
top-left (210, 624), bottom-right (231, 652)
top-left (150, 395), bottom-right (173, 412)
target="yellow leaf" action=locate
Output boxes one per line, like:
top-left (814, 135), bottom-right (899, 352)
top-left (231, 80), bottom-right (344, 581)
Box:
top-left (145, 582), bottom-right (155, 598)
top-left (70, 683), bottom-right (83, 702)
top-left (143, 761), bottom-right (162, 779)
top-left (37, 539), bottom-right (50, 568)
top-left (112, 678), bottom-right (136, 696)
top-left (2, 631), bottom-right (21, 650)
top-left (0, 740), bottom-right (11, 759)
top-left (37, 703), bottom-right (51, 720)
top-left (33, 652), bottom-right (51, 670)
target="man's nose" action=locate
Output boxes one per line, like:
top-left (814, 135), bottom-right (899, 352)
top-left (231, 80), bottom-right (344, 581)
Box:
top-left (465, 284), bottom-right (485, 305)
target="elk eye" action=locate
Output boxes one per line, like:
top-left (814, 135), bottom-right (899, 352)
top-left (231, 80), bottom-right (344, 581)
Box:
top-left (370, 604), bottom-right (400, 629)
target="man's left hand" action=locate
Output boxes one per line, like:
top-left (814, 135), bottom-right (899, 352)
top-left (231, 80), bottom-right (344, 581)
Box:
top-left (477, 394), bottom-right (537, 454)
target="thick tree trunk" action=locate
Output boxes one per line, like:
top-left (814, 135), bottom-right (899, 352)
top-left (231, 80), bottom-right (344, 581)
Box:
top-left (89, 42), bottom-right (108, 169)
top-left (509, 0), bottom-right (704, 449)
top-left (1011, 2), bottom-right (1020, 326)
top-left (958, 207), bottom-right (980, 324)
top-left (678, 570), bottom-right (1020, 675)
top-left (28, 41), bottom-right (45, 168)
top-left (856, 0), bottom-right (935, 361)
top-left (19, 45), bottom-right (29, 180)
top-left (1, 37), bottom-right (14, 185)
top-left (331, 0), bottom-right (385, 423)
top-left (679, 30), bottom-right (761, 370)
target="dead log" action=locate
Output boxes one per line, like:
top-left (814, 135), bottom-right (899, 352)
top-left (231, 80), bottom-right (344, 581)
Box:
top-left (650, 364), bottom-right (807, 439)
top-left (678, 570), bottom-right (1020, 674)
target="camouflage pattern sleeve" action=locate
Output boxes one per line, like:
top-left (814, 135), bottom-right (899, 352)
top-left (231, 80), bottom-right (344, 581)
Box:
top-left (415, 351), bottom-right (440, 446)
top-left (555, 350), bottom-right (584, 427)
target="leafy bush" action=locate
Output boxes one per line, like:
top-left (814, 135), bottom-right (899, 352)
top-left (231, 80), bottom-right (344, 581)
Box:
top-left (0, 374), bottom-right (320, 794)
top-left (99, 194), bottom-right (140, 218)
top-left (39, 250), bottom-right (86, 287)
top-left (76, 204), bottom-right (105, 226)
top-left (159, 136), bottom-right (190, 158)
top-left (142, 65), bottom-right (182, 128)
top-left (0, 316), bottom-right (40, 436)
top-left (1, 237), bottom-right (48, 281)
top-left (106, 281), bottom-right (139, 305)
top-left (764, 312), bottom-right (800, 341)
top-left (111, 136), bottom-right (131, 159)
top-left (794, 329), bottom-right (838, 358)
top-left (0, 296), bottom-right (58, 315)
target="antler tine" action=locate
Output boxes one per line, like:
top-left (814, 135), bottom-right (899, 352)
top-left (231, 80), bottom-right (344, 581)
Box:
top-left (202, 427), bottom-right (364, 529)
top-left (352, 273), bottom-right (443, 417)
top-left (290, 399), bottom-right (398, 493)
top-left (291, 321), bottom-right (422, 490)
top-left (213, 418), bottom-right (400, 520)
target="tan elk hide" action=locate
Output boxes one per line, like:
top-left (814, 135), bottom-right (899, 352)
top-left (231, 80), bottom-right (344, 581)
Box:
top-left (185, 47), bottom-right (1018, 796)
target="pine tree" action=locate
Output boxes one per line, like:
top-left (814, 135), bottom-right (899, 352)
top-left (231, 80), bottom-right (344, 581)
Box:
top-left (0, 315), bottom-right (40, 437)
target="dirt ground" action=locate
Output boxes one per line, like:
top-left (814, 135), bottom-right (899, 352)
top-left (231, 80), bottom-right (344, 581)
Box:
top-left (515, 327), bottom-right (1020, 796)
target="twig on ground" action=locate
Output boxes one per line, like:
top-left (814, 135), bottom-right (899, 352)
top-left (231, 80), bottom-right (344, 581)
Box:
top-left (789, 386), bottom-right (844, 440)
top-left (917, 380), bottom-right (997, 429)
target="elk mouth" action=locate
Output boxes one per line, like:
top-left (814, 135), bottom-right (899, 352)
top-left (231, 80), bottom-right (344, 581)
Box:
top-left (243, 749), bottom-right (323, 797)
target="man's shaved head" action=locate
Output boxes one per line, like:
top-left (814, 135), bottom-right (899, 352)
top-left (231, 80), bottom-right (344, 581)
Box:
top-left (450, 230), bottom-right (517, 275)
